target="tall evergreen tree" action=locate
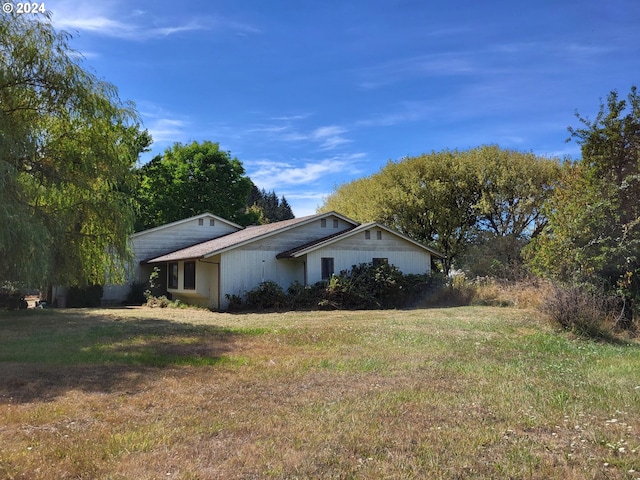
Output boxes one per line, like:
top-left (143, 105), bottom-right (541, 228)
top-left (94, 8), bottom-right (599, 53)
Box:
top-left (277, 196), bottom-right (294, 221)
top-left (244, 185), bottom-right (294, 223)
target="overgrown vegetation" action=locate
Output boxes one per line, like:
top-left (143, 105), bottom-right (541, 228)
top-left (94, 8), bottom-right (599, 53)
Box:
top-left (526, 87), bottom-right (640, 329)
top-left (230, 263), bottom-right (446, 311)
top-left (540, 284), bottom-right (630, 339)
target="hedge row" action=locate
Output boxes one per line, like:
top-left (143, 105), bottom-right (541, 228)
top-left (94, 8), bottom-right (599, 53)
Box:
top-left (227, 262), bottom-right (446, 311)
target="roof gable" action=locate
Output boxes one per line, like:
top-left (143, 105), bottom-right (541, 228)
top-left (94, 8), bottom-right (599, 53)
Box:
top-left (146, 211), bottom-right (358, 263)
top-left (277, 222), bottom-right (445, 259)
top-left (132, 212), bottom-right (243, 239)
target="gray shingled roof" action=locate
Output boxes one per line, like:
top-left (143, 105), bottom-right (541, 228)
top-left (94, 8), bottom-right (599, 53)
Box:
top-left (276, 226), bottom-right (357, 259)
top-left (146, 213), bottom-right (337, 263)
top-left (145, 211), bottom-right (444, 264)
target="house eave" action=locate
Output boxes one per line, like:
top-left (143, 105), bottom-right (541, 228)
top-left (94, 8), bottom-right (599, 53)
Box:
top-left (131, 212), bottom-right (243, 239)
top-left (277, 222), bottom-right (445, 259)
top-left (145, 211), bottom-right (360, 263)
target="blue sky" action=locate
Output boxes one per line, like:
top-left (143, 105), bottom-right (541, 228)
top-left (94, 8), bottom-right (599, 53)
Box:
top-left (46, 0), bottom-right (639, 216)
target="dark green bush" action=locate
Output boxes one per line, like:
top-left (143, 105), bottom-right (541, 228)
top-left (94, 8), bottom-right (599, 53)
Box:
top-left (287, 281), bottom-right (325, 309)
top-left (67, 284), bottom-right (104, 308)
top-left (322, 262), bottom-right (399, 309)
top-left (244, 281), bottom-right (287, 310)
top-left (126, 281), bottom-right (148, 305)
top-left (233, 264), bottom-right (444, 311)
top-left (225, 293), bottom-right (244, 312)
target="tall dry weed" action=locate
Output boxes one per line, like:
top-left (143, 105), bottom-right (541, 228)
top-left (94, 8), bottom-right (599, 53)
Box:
top-left (539, 283), bottom-right (624, 338)
top-left (471, 276), bottom-right (550, 309)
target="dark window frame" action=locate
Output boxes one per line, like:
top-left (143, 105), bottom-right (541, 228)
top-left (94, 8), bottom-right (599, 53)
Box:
top-left (321, 257), bottom-right (334, 280)
top-left (168, 262), bottom-right (179, 289)
top-left (183, 261), bottom-right (196, 290)
top-left (372, 258), bottom-right (388, 267)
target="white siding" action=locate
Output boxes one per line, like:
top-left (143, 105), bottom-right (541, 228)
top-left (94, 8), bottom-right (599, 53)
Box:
top-left (305, 228), bottom-right (431, 284)
top-left (217, 215), bottom-right (351, 309)
top-left (219, 250), bottom-right (304, 309)
top-left (133, 218), bottom-right (239, 263)
top-left (237, 214), bottom-right (352, 252)
top-left (103, 216), bottom-right (239, 303)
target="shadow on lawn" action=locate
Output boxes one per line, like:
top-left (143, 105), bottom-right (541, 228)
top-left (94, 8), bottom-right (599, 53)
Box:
top-left (0, 309), bottom-right (250, 403)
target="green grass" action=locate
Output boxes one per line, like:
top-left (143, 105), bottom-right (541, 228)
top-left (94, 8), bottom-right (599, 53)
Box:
top-left (0, 306), bottom-right (639, 479)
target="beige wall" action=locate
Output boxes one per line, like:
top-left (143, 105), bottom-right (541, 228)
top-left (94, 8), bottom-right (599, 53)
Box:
top-left (166, 258), bottom-right (220, 310)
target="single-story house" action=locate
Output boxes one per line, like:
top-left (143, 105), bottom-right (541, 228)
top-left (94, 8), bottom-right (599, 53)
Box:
top-left (103, 211), bottom-right (443, 310)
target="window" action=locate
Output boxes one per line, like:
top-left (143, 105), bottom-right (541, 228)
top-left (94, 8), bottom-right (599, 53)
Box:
top-left (365, 230), bottom-right (371, 239)
top-left (333, 219), bottom-right (339, 228)
top-left (198, 218), bottom-right (204, 226)
top-left (184, 261), bottom-right (196, 289)
top-left (376, 230), bottom-right (382, 240)
top-left (373, 258), bottom-right (388, 267)
top-left (168, 263), bottom-right (178, 289)
top-left (321, 218), bottom-right (327, 228)
top-left (209, 218), bottom-right (215, 226)
top-left (321, 257), bottom-right (334, 280)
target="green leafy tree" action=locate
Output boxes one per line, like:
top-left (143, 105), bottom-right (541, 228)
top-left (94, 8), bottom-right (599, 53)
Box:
top-left (135, 141), bottom-right (253, 230)
top-left (379, 151), bottom-right (481, 274)
top-left (471, 146), bottom-right (560, 239)
top-left (460, 146), bottom-right (560, 277)
top-left (526, 87), bottom-right (640, 326)
top-left (322, 146), bottom-right (559, 275)
top-left (0, 8), bottom-right (150, 286)
top-left (320, 175), bottom-right (385, 223)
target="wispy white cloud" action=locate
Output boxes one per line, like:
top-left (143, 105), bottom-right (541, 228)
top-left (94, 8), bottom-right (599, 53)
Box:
top-left (357, 52), bottom-right (477, 89)
top-left (48, 0), bottom-right (258, 40)
top-left (248, 153), bottom-right (365, 190)
top-left (136, 102), bottom-right (191, 148)
top-left (310, 125), bottom-right (351, 150)
top-left (146, 118), bottom-right (189, 143)
top-left (311, 126), bottom-right (346, 138)
top-left (247, 119), bottom-right (351, 151)
top-left (356, 38), bottom-right (613, 91)
top-left (269, 114), bottom-right (311, 122)
top-left (356, 101), bottom-right (433, 127)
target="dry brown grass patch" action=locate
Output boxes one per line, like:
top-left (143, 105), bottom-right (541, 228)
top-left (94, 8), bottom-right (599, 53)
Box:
top-left (1, 307), bottom-right (639, 479)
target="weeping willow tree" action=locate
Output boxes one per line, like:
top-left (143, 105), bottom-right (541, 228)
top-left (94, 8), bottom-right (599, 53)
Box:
top-left (0, 6), bottom-right (151, 287)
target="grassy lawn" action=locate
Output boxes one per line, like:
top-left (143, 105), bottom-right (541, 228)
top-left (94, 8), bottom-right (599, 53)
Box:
top-left (0, 306), bottom-right (639, 479)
